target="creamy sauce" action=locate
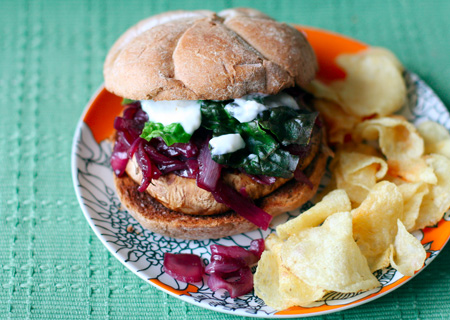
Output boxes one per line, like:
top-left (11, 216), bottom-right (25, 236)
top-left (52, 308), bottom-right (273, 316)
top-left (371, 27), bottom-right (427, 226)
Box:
top-left (264, 92), bottom-right (299, 110)
top-left (209, 134), bottom-right (246, 155)
top-left (140, 100), bottom-right (201, 134)
top-left (225, 99), bottom-right (267, 123)
top-left (140, 92), bottom-right (298, 137)
top-left (225, 92), bottom-right (299, 123)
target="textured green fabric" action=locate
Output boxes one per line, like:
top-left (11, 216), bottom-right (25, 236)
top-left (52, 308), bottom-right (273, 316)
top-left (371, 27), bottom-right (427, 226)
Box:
top-left (1, 0), bottom-right (449, 319)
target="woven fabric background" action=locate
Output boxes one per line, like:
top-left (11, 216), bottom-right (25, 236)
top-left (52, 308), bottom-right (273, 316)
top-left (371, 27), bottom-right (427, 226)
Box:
top-left (1, 0), bottom-right (449, 319)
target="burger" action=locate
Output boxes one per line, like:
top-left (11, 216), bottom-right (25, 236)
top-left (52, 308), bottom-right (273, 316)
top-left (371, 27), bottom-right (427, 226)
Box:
top-left (104, 8), bottom-right (329, 240)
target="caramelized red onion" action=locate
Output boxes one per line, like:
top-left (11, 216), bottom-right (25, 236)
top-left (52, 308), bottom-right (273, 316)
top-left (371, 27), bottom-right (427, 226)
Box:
top-left (212, 181), bottom-right (272, 230)
top-left (136, 142), bottom-right (159, 192)
top-left (207, 267), bottom-right (253, 298)
top-left (163, 240), bottom-right (265, 298)
top-left (205, 239), bottom-right (265, 298)
top-left (206, 240), bottom-right (264, 275)
top-left (127, 137), bottom-right (142, 159)
top-left (111, 103), bottom-right (277, 230)
top-left (153, 137), bottom-right (198, 158)
top-left (248, 238), bottom-right (265, 259)
top-left (196, 139), bottom-right (272, 230)
top-left (110, 132), bottom-right (130, 176)
top-left (196, 137), bottom-right (223, 191)
top-left (163, 253), bottom-right (204, 283)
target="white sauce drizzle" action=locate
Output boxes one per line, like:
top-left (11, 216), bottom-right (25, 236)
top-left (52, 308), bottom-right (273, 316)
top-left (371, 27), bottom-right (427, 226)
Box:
top-left (209, 134), bottom-right (246, 155)
top-left (140, 100), bottom-right (201, 134)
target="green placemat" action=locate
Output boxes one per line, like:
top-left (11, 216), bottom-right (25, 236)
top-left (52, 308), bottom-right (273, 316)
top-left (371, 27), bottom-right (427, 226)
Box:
top-left (1, 0), bottom-right (449, 319)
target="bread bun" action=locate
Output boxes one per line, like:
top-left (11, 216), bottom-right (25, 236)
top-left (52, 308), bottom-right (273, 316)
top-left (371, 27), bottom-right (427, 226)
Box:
top-left (104, 8), bottom-right (317, 101)
top-left (114, 145), bottom-right (328, 240)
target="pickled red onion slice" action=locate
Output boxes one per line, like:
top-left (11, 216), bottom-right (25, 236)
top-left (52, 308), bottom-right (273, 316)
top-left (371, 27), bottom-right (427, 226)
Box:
top-left (207, 267), bottom-right (253, 298)
top-left (249, 238), bottom-right (265, 259)
top-left (163, 253), bottom-right (204, 283)
top-left (212, 181), bottom-right (272, 230)
top-left (196, 137), bottom-right (222, 191)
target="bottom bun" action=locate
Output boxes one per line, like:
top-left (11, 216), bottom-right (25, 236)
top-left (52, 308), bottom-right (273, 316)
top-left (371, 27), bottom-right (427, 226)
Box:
top-left (114, 147), bottom-right (328, 240)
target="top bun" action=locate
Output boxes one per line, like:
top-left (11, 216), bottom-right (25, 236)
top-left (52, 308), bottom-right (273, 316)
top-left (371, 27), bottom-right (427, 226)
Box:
top-left (104, 8), bottom-right (317, 101)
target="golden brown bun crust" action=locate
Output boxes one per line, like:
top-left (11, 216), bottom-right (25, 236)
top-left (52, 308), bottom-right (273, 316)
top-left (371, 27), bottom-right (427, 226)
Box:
top-left (104, 8), bottom-right (317, 101)
top-left (113, 146), bottom-right (328, 240)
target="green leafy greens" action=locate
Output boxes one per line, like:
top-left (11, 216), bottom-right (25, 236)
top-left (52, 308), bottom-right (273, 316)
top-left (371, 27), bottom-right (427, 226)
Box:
top-left (140, 121), bottom-right (191, 146)
top-left (200, 98), bottom-right (317, 178)
top-left (139, 95), bottom-right (318, 178)
top-left (122, 98), bottom-right (136, 105)
top-left (259, 107), bottom-right (318, 146)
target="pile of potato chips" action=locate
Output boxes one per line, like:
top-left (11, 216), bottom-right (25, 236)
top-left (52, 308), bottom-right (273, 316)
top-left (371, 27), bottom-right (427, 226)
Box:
top-left (254, 48), bottom-right (450, 311)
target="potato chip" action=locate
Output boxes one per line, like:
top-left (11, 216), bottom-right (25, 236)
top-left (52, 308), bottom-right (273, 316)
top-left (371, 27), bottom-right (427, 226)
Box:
top-left (343, 142), bottom-right (383, 157)
top-left (354, 116), bottom-right (424, 161)
top-left (386, 179), bottom-right (429, 232)
top-left (276, 189), bottom-right (351, 240)
top-left (387, 157), bottom-right (437, 184)
top-left (308, 48), bottom-right (406, 117)
top-left (313, 98), bottom-right (361, 144)
top-left (352, 181), bottom-right (403, 272)
top-left (354, 117), bottom-right (437, 184)
top-left (254, 250), bottom-right (287, 310)
top-left (332, 148), bottom-right (388, 205)
top-left (336, 149), bottom-right (388, 180)
top-left (254, 234), bottom-right (325, 310)
top-left (414, 154), bottom-right (450, 230)
top-left (389, 220), bottom-right (426, 276)
top-left (417, 121), bottom-right (450, 158)
top-left (282, 211), bottom-right (380, 293)
top-left (265, 232), bottom-right (283, 251)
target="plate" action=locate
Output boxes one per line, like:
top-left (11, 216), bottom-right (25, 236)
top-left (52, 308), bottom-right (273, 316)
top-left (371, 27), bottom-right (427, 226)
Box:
top-left (71, 27), bottom-right (450, 318)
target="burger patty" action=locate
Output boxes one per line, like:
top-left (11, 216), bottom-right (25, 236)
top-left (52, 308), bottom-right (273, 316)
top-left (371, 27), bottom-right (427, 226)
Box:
top-left (123, 122), bottom-right (322, 216)
top-left (114, 140), bottom-right (328, 239)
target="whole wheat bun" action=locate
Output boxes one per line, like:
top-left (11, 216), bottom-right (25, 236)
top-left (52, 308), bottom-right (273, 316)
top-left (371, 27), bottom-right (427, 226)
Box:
top-left (104, 8), bottom-right (317, 101)
top-left (114, 145), bottom-right (328, 240)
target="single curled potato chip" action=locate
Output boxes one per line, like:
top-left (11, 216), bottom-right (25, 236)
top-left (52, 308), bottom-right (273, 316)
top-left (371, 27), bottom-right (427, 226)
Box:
top-left (276, 189), bottom-right (351, 240)
top-left (389, 220), bottom-right (426, 276)
top-left (332, 148), bottom-right (388, 205)
top-left (385, 176), bottom-right (429, 232)
top-left (352, 181), bottom-right (403, 272)
top-left (417, 121), bottom-right (450, 158)
top-left (308, 48), bottom-right (406, 117)
top-left (354, 116), bottom-right (424, 161)
top-left (414, 154), bottom-right (450, 230)
top-left (254, 234), bottom-right (325, 310)
top-left (281, 211), bottom-right (380, 293)
top-left (254, 250), bottom-right (287, 310)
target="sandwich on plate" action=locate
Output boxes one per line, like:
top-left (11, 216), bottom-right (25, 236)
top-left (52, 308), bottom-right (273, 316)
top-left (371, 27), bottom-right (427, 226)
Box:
top-left (104, 8), bottom-right (329, 239)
